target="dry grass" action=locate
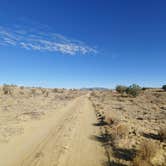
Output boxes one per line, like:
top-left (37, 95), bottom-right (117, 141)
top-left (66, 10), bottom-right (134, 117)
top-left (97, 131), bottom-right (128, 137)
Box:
top-left (52, 88), bottom-right (58, 93)
top-left (105, 113), bottom-right (120, 126)
top-left (116, 124), bottom-right (129, 139)
top-left (106, 117), bottom-right (114, 125)
top-left (91, 91), bottom-right (97, 97)
top-left (31, 88), bottom-right (36, 96)
top-left (44, 91), bottom-right (49, 97)
top-left (133, 140), bottom-right (158, 166)
top-left (40, 88), bottom-right (49, 97)
top-left (111, 123), bottom-right (129, 142)
top-left (0, 85), bottom-right (86, 143)
top-left (90, 89), bottom-right (166, 166)
top-left (40, 88), bottom-right (47, 95)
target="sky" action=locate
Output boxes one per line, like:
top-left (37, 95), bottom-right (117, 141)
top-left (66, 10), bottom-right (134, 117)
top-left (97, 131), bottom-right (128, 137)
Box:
top-left (0, 0), bottom-right (166, 88)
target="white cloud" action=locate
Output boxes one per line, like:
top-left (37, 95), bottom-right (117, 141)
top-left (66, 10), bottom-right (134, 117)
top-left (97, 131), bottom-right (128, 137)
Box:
top-left (0, 25), bottom-right (97, 55)
top-left (3, 38), bottom-right (16, 45)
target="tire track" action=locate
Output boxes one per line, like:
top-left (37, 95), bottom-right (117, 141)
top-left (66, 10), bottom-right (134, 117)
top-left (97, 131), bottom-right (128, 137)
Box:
top-left (20, 98), bottom-right (82, 166)
top-left (1, 95), bottom-right (106, 166)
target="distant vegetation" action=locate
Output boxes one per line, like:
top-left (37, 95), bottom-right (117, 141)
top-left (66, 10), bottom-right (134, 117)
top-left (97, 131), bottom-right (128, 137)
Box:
top-left (115, 85), bottom-right (127, 94)
top-left (81, 87), bottom-right (109, 91)
top-left (126, 84), bottom-right (141, 97)
top-left (162, 85), bottom-right (166, 91)
top-left (116, 84), bottom-right (141, 97)
top-left (2, 84), bottom-right (12, 95)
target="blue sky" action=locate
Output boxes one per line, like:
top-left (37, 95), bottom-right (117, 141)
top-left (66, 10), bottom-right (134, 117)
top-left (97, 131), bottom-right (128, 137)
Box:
top-left (0, 0), bottom-right (165, 88)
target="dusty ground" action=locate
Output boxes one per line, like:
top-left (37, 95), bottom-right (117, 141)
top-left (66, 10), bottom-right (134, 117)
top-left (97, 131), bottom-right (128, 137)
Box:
top-left (0, 85), bottom-right (106, 166)
top-left (0, 85), bottom-right (166, 166)
top-left (90, 89), bottom-right (166, 166)
top-left (0, 86), bottom-right (84, 143)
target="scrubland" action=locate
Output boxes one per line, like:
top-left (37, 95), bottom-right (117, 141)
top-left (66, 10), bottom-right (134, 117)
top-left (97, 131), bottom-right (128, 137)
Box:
top-left (0, 84), bottom-right (165, 166)
top-left (90, 88), bottom-right (166, 166)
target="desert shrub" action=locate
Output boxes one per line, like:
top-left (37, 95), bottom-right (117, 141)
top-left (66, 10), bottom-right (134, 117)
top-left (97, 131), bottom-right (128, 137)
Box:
top-left (106, 117), bottom-right (114, 125)
top-left (158, 127), bottom-right (166, 141)
top-left (126, 84), bottom-right (141, 97)
top-left (142, 87), bottom-right (151, 91)
top-left (31, 88), bottom-right (36, 96)
top-left (115, 124), bottom-right (129, 139)
top-left (2, 84), bottom-right (12, 95)
top-left (40, 88), bottom-right (49, 97)
top-left (91, 91), bottom-right (97, 97)
top-left (41, 88), bottom-right (47, 94)
top-left (52, 88), bottom-right (58, 93)
top-left (142, 87), bottom-right (146, 91)
top-left (20, 86), bottom-right (24, 90)
top-left (111, 124), bottom-right (129, 142)
top-left (133, 141), bottom-right (157, 166)
top-left (162, 85), bottom-right (166, 91)
top-left (44, 91), bottom-right (49, 97)
top-left (105, 112), bottom-right (120, 126)
top-left (116, 85), bottom-right (127, 94)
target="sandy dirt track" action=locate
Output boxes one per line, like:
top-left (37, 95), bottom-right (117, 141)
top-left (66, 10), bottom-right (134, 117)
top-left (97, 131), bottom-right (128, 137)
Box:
top-left (0, 95), bottom-right (106, 166)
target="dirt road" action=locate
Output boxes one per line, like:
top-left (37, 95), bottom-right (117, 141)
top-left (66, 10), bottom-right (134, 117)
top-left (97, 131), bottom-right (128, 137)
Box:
top-left (0, 95), bottom-right (106, 166)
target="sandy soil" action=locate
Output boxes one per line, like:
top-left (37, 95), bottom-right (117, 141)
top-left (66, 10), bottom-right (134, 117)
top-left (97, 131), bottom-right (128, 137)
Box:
top-left (0, 93), bottom-right (106, 166)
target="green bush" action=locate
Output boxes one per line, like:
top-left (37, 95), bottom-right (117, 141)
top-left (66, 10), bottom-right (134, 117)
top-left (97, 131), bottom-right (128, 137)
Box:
top-left (116, 85), bottom-right (127, 94)
top-left (126, 84), bottom-right (141, 97)
top-left (162, 85), bottom-right (166, 91)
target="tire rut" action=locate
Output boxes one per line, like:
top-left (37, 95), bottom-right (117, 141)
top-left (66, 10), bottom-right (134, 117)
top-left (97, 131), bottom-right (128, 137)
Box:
top-left (20, 98), bottom-right (81, 166)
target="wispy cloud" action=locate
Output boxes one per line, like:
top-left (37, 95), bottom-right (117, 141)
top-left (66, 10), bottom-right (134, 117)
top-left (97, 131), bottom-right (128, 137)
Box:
top-left (0, 25), bottom-right (97, 55)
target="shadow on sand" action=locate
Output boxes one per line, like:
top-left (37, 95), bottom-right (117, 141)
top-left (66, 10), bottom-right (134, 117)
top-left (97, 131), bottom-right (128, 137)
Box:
top-left (112, 147), bottom-right (136, 161)
top-left (90, 132), bottom-right (136, 165)
top-left (90, 133), bottom-right (112, 144)
top-left (92, 121), bottom-right (108, 126)
top-left (143, 132), bottom-right (161, 141)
